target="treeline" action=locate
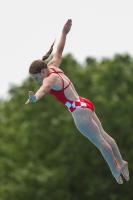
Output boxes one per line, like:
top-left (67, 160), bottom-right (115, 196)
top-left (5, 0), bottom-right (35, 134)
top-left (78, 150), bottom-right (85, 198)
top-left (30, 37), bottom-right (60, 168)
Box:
top-left (0, 54), bottom-right (133, 199)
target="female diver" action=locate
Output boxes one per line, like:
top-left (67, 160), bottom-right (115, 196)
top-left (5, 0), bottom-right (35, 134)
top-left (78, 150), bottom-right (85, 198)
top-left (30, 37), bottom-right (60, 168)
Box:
top-left (25, 19), bottom-right (129, 184)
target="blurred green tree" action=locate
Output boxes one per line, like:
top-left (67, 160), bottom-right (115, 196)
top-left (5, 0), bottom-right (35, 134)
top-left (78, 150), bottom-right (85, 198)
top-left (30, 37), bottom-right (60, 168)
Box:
top-left (0, 53), bottom-right (133, 199)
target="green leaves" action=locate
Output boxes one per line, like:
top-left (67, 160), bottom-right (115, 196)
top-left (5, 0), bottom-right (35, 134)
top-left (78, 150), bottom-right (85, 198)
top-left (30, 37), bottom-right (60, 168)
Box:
top-left (0, 53), bottom-right (133, 199)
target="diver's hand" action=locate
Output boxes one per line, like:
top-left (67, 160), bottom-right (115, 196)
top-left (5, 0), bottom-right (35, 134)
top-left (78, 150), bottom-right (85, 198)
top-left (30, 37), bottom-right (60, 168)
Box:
top-left (62, 19), bottom-right (72, 35)
top-left (25, 91), bottom-right (37, 104)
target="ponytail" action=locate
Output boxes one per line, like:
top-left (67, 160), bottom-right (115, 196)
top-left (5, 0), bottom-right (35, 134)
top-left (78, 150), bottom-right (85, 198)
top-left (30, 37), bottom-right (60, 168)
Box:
top-left (42, 39), bottom-right (56, 61)
top-left (29, 40), bottom-right (56, 74)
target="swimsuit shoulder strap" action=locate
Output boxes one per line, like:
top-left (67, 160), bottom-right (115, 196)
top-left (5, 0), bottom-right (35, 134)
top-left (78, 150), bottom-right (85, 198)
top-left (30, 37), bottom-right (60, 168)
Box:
top-left (48, 68), bottom-right (64, 89)
top-left (48, 68), bottom-right (64, 75)
top-left (48, 68), bottom-right (71, 90)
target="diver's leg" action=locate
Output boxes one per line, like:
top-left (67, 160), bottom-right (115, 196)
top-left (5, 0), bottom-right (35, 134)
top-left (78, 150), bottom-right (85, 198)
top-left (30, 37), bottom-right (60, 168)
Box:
top-left (92, 111), bottom-right (129, 181)
top-left (72, 108), bottom-right (123, 184)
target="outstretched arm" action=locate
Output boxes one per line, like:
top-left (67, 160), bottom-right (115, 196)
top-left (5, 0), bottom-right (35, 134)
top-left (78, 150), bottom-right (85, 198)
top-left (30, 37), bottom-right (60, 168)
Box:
top-left (25, 76), bottom-right (54, 104)
top-left (48, 19), bottom-right (72, 68)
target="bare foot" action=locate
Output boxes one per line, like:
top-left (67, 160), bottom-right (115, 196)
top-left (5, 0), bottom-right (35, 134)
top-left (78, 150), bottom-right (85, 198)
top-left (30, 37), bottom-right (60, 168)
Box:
top-left (121, 161), bottom-right (129, 181)
top-left (112, 166), bottom-right (123, 184)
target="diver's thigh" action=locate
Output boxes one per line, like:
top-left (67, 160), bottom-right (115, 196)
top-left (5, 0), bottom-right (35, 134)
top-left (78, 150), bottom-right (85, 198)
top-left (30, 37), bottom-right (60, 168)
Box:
top-left (92, 112), bottom-right (113, 141)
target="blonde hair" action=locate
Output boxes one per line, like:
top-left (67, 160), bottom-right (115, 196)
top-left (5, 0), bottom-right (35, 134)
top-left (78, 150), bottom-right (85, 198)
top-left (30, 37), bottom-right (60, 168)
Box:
top-left (29, 40), bottom-right (55, 74)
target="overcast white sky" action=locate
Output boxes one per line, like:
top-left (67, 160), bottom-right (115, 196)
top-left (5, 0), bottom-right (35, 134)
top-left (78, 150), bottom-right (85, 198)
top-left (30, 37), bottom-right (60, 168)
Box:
top-left (0, 0), bottom-right (133, 98)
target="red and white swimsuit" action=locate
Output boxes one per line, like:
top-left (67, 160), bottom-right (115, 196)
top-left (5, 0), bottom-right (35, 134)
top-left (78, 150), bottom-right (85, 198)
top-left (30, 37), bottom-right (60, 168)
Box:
top-left (48, 68), bottom-right (95, 113)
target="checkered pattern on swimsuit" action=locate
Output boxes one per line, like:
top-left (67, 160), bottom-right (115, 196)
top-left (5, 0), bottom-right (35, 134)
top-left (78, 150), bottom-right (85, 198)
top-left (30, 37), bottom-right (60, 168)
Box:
top-left (65, 100), bottom-right (87, 112)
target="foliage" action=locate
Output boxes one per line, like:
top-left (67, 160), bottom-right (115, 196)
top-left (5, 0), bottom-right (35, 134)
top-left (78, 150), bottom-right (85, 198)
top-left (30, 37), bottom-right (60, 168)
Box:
top-left (0, 53), bottom-right (133, 199)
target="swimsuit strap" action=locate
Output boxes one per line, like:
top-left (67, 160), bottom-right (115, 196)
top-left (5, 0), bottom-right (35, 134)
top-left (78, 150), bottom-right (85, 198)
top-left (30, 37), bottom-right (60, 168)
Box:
top-left (48, 68), bottom-right (64, 89)
top-left (63, 81), bottom-right (71, 90)
top-left (48, 68), bottom-right (65, 75)
top-left (48, 68), bottom-right (71, 90)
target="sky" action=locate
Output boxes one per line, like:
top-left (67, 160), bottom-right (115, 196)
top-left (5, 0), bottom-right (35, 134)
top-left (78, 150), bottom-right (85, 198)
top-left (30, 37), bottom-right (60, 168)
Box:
top-left (0, 0), bottom-right (133, 98)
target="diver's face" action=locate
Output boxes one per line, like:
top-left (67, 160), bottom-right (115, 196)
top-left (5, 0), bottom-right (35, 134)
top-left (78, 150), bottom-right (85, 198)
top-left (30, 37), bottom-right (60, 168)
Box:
top-left (31, 73), bottom-right (44, 83)
top-left (31, 69), bottom-right (47, 83)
